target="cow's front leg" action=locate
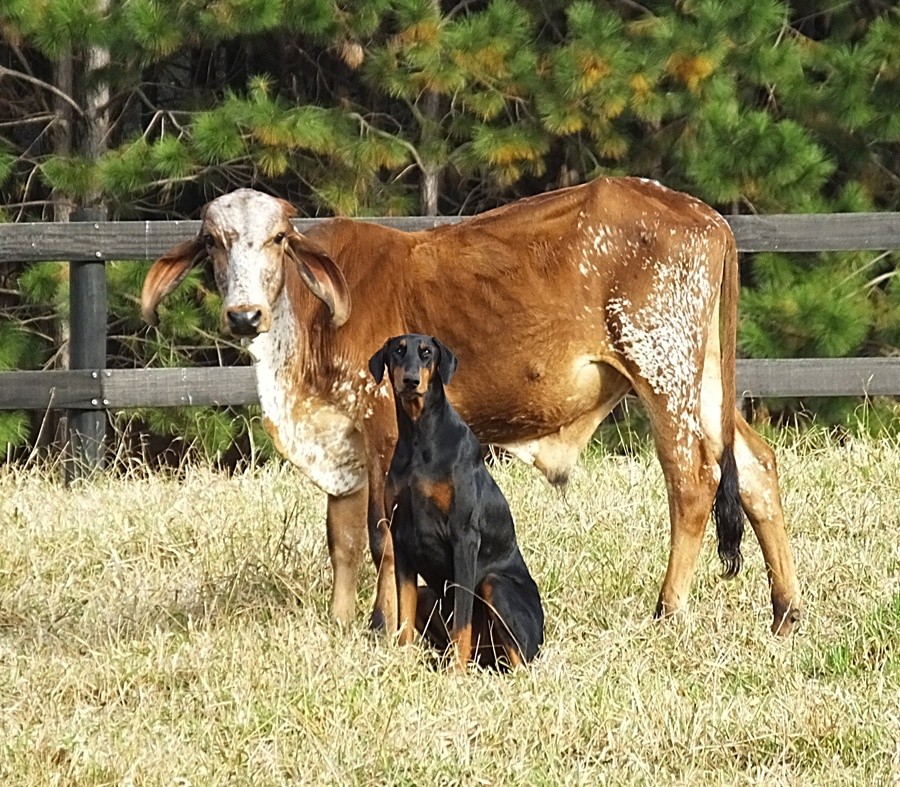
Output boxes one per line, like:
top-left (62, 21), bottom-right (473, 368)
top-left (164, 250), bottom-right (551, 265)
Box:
top-left (365, 415), bottom-right (399, 632)
top-left (368, 464), bottom-right (397, 632)
top-left (326, 483), bottom-right (368, 627)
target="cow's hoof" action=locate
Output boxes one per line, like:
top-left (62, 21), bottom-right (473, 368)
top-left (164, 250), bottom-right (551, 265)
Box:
top-left (771, 599), bottom-right (802, 637)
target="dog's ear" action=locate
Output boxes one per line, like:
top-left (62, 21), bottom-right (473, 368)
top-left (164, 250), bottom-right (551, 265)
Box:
top-left (367, 342), bottom-right (388, 384)
top-left (432, 337), bottom-right (458, 385)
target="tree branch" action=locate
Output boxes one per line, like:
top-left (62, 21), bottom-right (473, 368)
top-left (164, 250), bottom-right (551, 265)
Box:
top-left (348, 111), bottom-right (424, 172)
top-left (0, 65), bottom-right (84, 117)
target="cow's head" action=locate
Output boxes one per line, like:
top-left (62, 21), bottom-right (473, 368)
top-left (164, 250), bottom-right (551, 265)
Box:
top-left (141, 189), bottom-right (350, 336)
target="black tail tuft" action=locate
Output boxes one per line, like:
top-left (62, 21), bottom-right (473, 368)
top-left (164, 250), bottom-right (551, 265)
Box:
top-left (714, 445), bottom-right (744, 579)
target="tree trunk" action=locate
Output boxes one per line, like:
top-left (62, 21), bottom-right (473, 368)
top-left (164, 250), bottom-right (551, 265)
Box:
top-left (52, 47), bottom-right (74, 372)
top-left (419, 0), bottom-right (442, 217)
top-left (420, 89), bottom-right (440, 217)
top-left (83, 0), bottom-right (110, 211)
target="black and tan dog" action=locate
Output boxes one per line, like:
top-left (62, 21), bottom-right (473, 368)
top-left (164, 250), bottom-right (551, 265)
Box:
top-left (369, 334), bottom-right (544, 670)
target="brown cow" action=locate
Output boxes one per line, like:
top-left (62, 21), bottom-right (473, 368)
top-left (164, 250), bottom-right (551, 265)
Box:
top-left (141, 177), bottom-right (801, 636)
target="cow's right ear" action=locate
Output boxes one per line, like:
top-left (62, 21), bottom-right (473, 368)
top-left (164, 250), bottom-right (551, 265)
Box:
top-left (141, 236), bottom-right (207, 326)
top-left (367, 343), bottom-right (388, 384)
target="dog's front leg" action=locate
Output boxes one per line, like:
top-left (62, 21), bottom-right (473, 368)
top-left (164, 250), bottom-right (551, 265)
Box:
top-left (394, 544), bottom-right (419, 646)
top-left (449, 529), bottom-right (481, 672)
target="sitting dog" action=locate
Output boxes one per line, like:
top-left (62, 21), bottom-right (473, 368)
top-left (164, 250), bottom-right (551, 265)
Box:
top-left (368, 333), bottom-right (544, 670)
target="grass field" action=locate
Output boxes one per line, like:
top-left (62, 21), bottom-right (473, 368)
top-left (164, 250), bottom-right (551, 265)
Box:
top-left (1, 432), bottom-right (899, 785)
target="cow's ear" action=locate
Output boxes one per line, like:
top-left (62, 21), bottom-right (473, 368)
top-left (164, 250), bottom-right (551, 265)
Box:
top-left (432, 337), bottom-right (458, 385)
top-left (141, 236), bottom-right (207, 326)
top-left (275, 198), bottom-right (298, 219)
top-left (367, 342), bottom-right (388, 384)
top-left (285, 232), bottom-right (351, 328)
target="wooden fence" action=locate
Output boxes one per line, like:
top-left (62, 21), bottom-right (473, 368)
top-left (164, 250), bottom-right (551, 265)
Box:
top-left (1, 211), bottom-right (899, 473)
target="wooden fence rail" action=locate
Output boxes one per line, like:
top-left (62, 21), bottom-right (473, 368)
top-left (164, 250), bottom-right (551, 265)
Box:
top-left (0, 211), bottom-right (898, 472)
top-left (2, 212), bottom-right (899, 263)
top-left (2, 359), bottom-right (900, 413)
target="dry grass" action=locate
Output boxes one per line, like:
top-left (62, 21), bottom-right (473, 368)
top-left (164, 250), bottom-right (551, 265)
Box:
top-left (1, 433), bottom-right (899, 785)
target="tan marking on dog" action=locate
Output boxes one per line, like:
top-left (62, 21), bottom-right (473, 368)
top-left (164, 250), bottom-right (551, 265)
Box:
top-left (450, 622), bottom-right (473, 672)
top-left (418, 479), bottom-right (454, 514)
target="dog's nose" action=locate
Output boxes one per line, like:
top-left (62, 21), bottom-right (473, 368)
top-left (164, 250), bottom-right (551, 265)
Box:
top-left (402, 375), bottom-right (420, 389)
top-left (226, 308), bottom-right (262, 336)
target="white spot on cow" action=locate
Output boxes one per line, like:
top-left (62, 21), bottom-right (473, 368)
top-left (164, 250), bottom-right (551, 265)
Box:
top-left (500, 438), bottom-right (539, 467)
top-left (248, 293), bottom-right (368, 497)
top-left (606, 232), bottom-right (717, 461)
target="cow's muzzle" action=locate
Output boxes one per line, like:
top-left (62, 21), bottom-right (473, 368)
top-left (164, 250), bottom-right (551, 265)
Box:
top-left (224, 306), bottom-right (268, 337)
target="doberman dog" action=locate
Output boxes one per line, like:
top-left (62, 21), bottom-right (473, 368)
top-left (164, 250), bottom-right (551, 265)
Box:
top-left (368, 334), bottom-right (544, 670)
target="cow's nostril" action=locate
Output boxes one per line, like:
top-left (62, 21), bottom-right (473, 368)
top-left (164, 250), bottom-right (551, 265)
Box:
top-left (227, 309), bottom-right (263, 336)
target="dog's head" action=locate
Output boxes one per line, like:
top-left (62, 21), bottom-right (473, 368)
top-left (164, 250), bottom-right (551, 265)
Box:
top-left (367, 334), bottom-right (458, 419)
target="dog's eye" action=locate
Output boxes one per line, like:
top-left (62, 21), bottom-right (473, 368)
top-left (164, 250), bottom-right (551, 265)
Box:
top-left (393, 346), bottom-right (404, 357)
top-left (203, 234), bottom-right (215, 249)
top-left (420, 347), bottom-right (432, 360)
top-left (274, 232), bottom-right (286, 244)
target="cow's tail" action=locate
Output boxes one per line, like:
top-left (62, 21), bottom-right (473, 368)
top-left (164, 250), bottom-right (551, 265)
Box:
top-left (713, 228), bottom-right (744, 580)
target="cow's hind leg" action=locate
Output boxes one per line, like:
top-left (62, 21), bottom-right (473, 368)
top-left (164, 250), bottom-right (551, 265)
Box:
top-left (697, 357), bottom-right (802, 635)
top-left (733, 414), bottom-right (802, 635)
top-left (651, 425), bottom-right (721, 620)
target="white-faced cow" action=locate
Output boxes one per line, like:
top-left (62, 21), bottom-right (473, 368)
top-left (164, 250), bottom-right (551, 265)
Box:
top-left (142, 177), bottom-right (801, 636)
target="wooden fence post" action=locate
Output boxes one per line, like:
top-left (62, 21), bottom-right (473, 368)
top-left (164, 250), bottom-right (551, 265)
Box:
top-left (67, 206), bottom-right (107, 478)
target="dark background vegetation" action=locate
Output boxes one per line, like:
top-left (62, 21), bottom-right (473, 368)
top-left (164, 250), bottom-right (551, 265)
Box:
top-left (1, 0), bottom-right (897, 459)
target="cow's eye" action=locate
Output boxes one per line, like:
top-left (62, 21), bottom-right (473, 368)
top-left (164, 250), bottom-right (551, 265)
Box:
top-left (274, 232), bottom-right (286, 244)
top-left (203, 234), bottom-right (215, 248)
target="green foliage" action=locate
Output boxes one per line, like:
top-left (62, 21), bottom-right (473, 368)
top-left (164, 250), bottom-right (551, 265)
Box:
top-left (10, 0), bottom-right (103, 59)
top-left (39, 157), bottom-right (98, 203)
top-left (121, 0), bottom-right (185, 59)
top-left (191, 110), bottom-right (248, 165)
top-left (0, 318), bottom-right (44, 370)
top-left (0, 319), bottom-right (44, 456)
top-left (100, 138), bottom-right (156, 197)
top-left (0, 411), bottom-right (30, 457)
top-left (18, 261), bottom-right (68, 309)
top-left (740, 253), bottom-right (874, 358)
top-left (149, 136), bottom-right (194, 180)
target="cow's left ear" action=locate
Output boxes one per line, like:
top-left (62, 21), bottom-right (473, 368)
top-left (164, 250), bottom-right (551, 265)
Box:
top-left (432, 337), bottom-right (458, 385)
top-left (285, 232), bottom-right (351, 328)
top-left (367, 342), bottom-right (388, 384)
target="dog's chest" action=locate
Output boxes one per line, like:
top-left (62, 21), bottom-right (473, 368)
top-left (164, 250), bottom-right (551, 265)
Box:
top-left (393, 475), bottom-right (458, 579)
